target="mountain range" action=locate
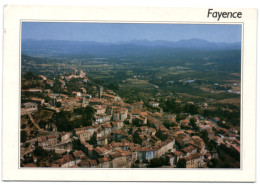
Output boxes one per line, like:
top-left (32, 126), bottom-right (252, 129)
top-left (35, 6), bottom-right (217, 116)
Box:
top-left (21, 38), bottom-right (241, 57)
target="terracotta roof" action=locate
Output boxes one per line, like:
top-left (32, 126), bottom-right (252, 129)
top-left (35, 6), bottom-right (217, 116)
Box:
top-left (51, 164), bottom-right (59, 168)
top-left (184, 153), bottom-right (202, 161)
top-left (231, 144), bottom-right (240, 153)
top-left (112, 142), bottom-right (123, 147)
top-left (22, 163), bottom-right (37, 167)
top-left (110, 151), bottom-right (122, 159)
top-left (89, 159), bottom-right (98, 166)
top-left (98, 157), bottom-right (110, 163)
top-left (140, 126), bottom-right (148, 131)
top-left (181, 119), bottom-right (189, 123)
top-left (173, 151), bottom-right (184, 156)
top-left (73, 150), bottom-right (85, 158)
top-left (181, 145), bottom-right (196, 153)
top-left (63, 154), bottom-right (74, 163)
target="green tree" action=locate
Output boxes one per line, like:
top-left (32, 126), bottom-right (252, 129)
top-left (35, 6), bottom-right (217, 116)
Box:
top-left (34, 146), bottom-right (47, 157)
top-left (21, 124), bottom-right (26, 129)
top-left (89, 132), bottom-right (97, 146)
top-left (21, 130), bottom-right (27, 143)
top-left (176, 158), bottom-right (186, 168)
top-left (148, 158), bottom-right (162, 168)
top-left (133, 131), bottom-right (142, 145)
top-left (190, 118), bottom-right (199, 131)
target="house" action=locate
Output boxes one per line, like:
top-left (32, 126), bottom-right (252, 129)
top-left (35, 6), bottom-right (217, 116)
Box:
top-left (199, 124), bottom-right (212, 132)
top-left (72, 91), bottom-right (81, 97)
top-left (23, 102), bottom-right (38, 109)
top-left (93, 105), bottom-right (107, 115)
top-left (118, 108), bottom-right (128, 121)
top-left (184, 153), bottom-right (203, 168)
top-left (142, 148), bottom-right (155, 160)
top-left (94, 114), bottom-right (111, 125)
top-left (29, 97), bottom-right (45, 104)
top-left (73, 150), bottom-right (86, 165)
top-left (97, 136), bottom-right (108, 146)
top-left (192, 136), bottom-right (205, 154)
top-left (111, 130), bottom-right (128, 140)
top-left (97, 157), bottom-right (111, 168)
top-left (37, 135), bottom-right (58, 147)
top-left (102, 93), bottom-right (121, 101)
top-left (109, 151), bottom-right (127, 168)
top-left (81, 94), bottom-right (92, 98)
top-left (94, 147), bottom-right (111, 158)
top-left (149, 101), bottom-right (159, 107)
top-left (180, 119), bottom-right (189, 127)
top-left (75, 130), bottom-right (91, 141)
top-left (56, 154), bottom-right (75, 168)
top-left (181, 145), bottom-right (197, 157)
top-left (101, 122), bottom-right (112, 136)
top-left (60, 132), bottom-right (71, 143)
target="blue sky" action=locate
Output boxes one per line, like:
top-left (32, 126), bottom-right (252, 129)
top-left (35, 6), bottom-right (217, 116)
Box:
top-left (22, 22), bottom-right (241, 43)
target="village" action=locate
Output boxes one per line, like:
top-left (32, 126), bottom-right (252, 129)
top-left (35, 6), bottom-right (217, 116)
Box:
top-left (20, 70), bottom-right (240, 168)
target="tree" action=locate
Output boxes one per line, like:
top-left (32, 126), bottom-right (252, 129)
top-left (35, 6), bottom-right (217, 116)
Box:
top-left (72, 139), bottom-right (83, 150)
top-left (208, 158), bottom-right (218, 168)
top-left (148, 157), bottom-right (168, 168)
top-left (155, 130), bottom-right (167, 141)
top-left (56, 102), bottom-right (62, 108)
top-left (34, 146), bottom-right (47, 157)
top-left (21, 130), bottom-right (27, 143)
top-left (190, 118), bottom-right (199, 131)
top-left (184, 104), bottom-right (198, 115)
top-left (133, 131), bottom-right (142, 145)
top-left (89, 132), bottom-right (97, 146)
top-left (148, 158), bottom-right (163, 168)
top-left (163, 121), bottom-right (177, 129)
top-left (176, 158), bottom-right (186, 168)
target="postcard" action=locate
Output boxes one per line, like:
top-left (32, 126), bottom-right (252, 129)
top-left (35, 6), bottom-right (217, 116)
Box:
top-left (2, 5), bottom-right (257, 182)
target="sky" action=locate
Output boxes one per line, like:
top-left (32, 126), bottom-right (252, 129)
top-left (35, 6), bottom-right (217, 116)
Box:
top-left (22, 22), bottom-right (241, 43)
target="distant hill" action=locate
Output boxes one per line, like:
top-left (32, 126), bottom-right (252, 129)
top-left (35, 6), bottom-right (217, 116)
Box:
top-left (21, 39), bottom-right (241, 57)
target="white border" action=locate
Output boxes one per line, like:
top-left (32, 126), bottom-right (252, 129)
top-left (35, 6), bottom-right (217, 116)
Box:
top-left (2, 5), bottom-right (257, 182)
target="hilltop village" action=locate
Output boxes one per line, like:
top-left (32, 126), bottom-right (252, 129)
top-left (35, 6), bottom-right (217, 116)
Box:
top-left (20, 70), bottom-right (240, 168)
